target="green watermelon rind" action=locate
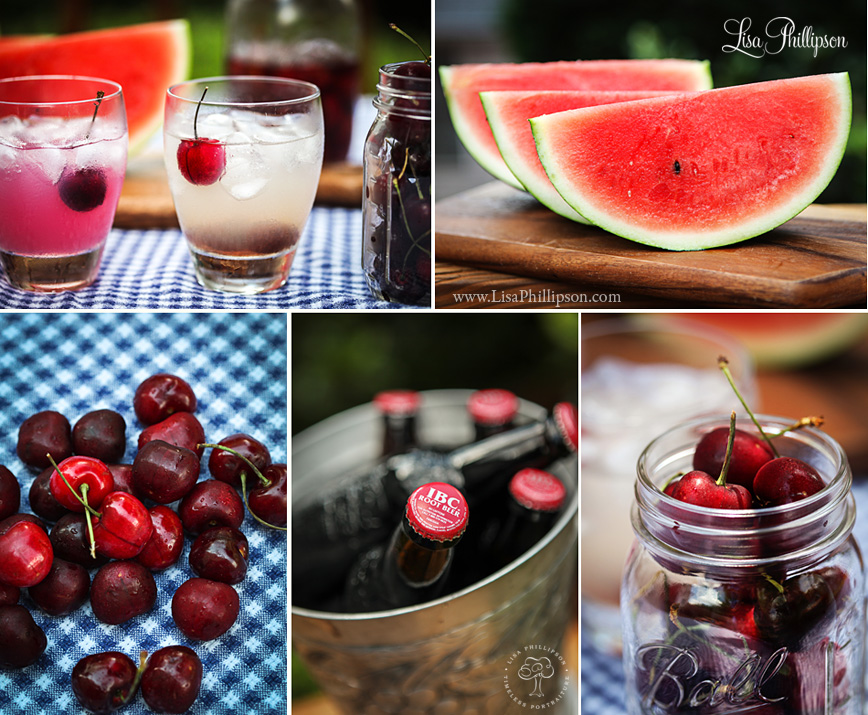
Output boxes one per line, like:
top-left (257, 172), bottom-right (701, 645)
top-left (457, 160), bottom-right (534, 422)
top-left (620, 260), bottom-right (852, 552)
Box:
top-left (530, 73), bottom-right (853, 251)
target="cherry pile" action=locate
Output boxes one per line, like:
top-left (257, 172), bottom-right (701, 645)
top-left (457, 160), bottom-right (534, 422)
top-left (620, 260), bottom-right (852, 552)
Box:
top-left (0, 373), bottom-right (286, 713)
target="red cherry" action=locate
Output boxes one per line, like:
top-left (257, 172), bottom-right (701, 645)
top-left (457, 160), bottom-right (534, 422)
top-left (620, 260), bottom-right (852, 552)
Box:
top-left (71, 651), bottom-right (140, 713)
top-left (0, 604), bottom-right (46, 668)
top-left (0, 519), bottom-right (53, 587)
top-left (671, 470), bottom-right (753, 509)
top-left (133, 374), bottom-right (197, 426)
top-left (58, 166), bottom-right (108, 212)
top-left (178, 480), bottom-right (244, 535)
top-left (753, 457), bottom-right (825, 507)
top-left (663, 479), bottom-right (680, 497)
top-left (49, 456), bottom-right (114, 513)
top-left (27, 557), bottom-right (90, 616)
top-left (177, 138), bottom-right (225, 186)
top-left (0, 466), bottom-right (20, 522)
top-left (141, 645), bottom-right (203, 714)
top-left (693, 427), bottom-right (774, 490)
top-left (135, 506), bottom-right (184, 571)
top-left (248, 464), bottom-right (287, 528)
top-left (92, 492), bottom-right (154, 560)
top-left (106, 464), bottom-right (137, 497)
top-left (172, 577), bottom-right (239, 640)
top-left (17, 410), bottom-right (73, 469)
top-left (90, 560), bottom-right (157, 625)
top-left (132, 440), bottom-right (201, 505)
top-left (72, 409), bottom-right (127, 464)
top-left (138, 412), bottom-right (206, 458)
top-left (208, 434), bottom-right (271, 489)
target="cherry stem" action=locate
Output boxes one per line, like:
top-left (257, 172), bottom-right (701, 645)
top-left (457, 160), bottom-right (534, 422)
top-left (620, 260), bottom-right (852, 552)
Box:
top-left (81, 484), bottom-right (97, 559)
top-left (763, 572), bottom-right (785, 594)
top-left (240, 472), bottom-right (287, 532)
top-left (765, 415), bottom-right (824, 438)
top-left (121, 651), bottom-right (149, 707)
top-left (198, 444), bottom-right (269, 487)
top-left (46, 454), bottom-right (102, 517)
top-left (389, 23), bottom-right (430, 64)
top-left (193, 86), bottom-right (208, 141)
top-left (85, 90), bottom-right (105, 140)
top-left (661, 471), bottom-right (683, 493)
top-left (716, 411), bottom-right (737, 487)
top-left (718, 356), bottom-right (780, 458)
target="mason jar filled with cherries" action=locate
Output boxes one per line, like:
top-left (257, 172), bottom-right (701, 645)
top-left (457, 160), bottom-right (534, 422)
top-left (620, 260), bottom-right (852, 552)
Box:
top-left (361, 57), bottom-right (431, 306)
top-left (622, 413), bottom-right (866, 715)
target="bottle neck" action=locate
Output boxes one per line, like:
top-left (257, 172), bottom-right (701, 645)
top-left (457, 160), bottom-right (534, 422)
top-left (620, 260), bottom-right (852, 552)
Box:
top-left (388, 521), bottom-right (453, 588)
top-left (381, 413), bottom-right (417, 457)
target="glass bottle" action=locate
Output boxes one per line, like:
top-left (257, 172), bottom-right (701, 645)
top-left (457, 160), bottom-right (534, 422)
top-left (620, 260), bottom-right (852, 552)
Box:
top-left (372, 389), bottom-right (420, 457)
top-left (292, 402), bottom-right (577, 606)
top-left (467, 388), bottom-right (519, 441)
top-left (623, 414), bottom-right (866, 714)
top-left (361, 62), bottom-right (431, 306)
top-left (342, 482), bottom-right (468, 613)
top-left (224, 0), bottom-right (360, 163)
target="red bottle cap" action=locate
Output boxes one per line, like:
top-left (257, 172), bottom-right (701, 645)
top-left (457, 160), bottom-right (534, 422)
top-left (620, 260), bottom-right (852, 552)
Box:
top-left (467, 389), bottom-right (519, 426)
top-left (373, 390), bottom-right (421, 417)
top-left (553, 402), bottom-right (578, 453)
top-left (509, 469), bottom-right (567, 512)
top-left (406, 482), bottom-right (469, 543)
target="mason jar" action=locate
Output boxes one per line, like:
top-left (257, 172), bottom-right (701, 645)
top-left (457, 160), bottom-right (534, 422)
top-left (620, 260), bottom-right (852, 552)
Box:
top-left (623, 414), bottom-right (866, 715)
top-left (361, 62), bottom-right (431, 306)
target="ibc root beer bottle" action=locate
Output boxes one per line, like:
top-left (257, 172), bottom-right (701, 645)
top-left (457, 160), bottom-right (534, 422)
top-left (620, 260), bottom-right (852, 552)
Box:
top-left (373, 389), bottom-right (420, 457)
top-left (342, 482), bottom-right (468, 613)
top-left (467, 388), bottom-right (519, 441)
top-left (292, 401), bottom-right (577, 605)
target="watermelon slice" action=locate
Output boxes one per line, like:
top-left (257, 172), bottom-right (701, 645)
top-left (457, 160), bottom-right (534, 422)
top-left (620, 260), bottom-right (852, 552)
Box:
top-left (482, 90), bottom-right (673, 222)
top-left (0, 20), bottom-right (191, 154)
top-left (440, 59), bottom-right (713, 189)
top-left (531, 73), bottom-right (852, 251)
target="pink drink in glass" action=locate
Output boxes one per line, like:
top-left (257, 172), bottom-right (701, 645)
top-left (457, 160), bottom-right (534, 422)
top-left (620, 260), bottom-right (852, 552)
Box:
top-left (0, 76), bottom-right (127, 292)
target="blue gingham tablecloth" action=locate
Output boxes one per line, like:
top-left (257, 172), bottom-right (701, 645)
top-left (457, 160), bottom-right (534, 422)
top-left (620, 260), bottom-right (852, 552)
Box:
top-left (0, 207), bottom-right (424, 310)
top-left (0, 312), bottom-right (287, 714)
top-left (581, 480), bottom-right (868, 714)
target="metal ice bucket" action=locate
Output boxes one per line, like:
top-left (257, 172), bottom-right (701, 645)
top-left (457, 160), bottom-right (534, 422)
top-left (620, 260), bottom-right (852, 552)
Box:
top-left (292, 390), bottom-right (578, 714)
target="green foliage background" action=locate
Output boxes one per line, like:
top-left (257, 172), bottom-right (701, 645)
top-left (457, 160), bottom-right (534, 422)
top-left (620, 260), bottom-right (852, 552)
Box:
top-left (499, 0), bottom-right (866, 202)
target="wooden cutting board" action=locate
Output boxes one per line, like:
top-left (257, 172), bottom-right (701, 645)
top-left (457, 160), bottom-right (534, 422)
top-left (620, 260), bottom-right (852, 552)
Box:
top-left (435, 182), bottom-right (867, 308)
top-left (114, 157), bottom-right (363, 229)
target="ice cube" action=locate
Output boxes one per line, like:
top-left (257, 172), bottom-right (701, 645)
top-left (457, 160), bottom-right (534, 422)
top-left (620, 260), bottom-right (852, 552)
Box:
top-left (220, 137), bottom-right (268, 201)
top-left (195, 111), bottom-right (237, 141)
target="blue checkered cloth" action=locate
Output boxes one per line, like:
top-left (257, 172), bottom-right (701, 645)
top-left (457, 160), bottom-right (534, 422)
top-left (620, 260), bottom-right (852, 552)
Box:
top-left (581, 480), bottom-right (868, 714)
top-left (0, 312), bottom-right (287, 714)
top-left (0, 207), bottom-right (423, 310)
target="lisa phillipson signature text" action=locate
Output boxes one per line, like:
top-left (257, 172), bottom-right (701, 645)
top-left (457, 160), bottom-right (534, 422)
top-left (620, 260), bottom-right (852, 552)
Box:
top-left (723, 17), bottom-right (847, 58)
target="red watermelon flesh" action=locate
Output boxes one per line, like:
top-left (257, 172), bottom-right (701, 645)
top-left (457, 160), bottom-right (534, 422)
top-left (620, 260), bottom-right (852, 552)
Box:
top-left (0, 20), bottom-right (190, 155)
top-left (530, 73), bottom-right (852, 250)
top-left (440, 59), bottom-right (713, 189)
top-left (481, 90), bottom-right (674, 222)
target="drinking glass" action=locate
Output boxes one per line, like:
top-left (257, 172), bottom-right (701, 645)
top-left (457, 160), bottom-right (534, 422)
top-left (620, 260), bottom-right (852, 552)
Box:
top-left (0, 76), bottom-right (127, 292)
top-left (581, 316), bottom-right (756, 654)
top-left (164, 76), bottom-right (324, 294)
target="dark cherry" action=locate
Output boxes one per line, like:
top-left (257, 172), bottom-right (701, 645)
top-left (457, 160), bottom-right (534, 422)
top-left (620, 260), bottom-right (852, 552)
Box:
top-left (49, 456), bottom-right (114, 513)
top-left (132, 440), bottom-right (200, 504)
top-left (0, 518), bottom-right (53, 587)
top-left (178, 480), bottom-right (244, 535)
top-left (106, 464), bottom-right (137, 497)
top-left (0, 466), bottom-right (20, 522)
top-left (177, 138), bottom-right (226, 186)
top-left (0, 604), bottom-right (46, 668)
top-left (133, 373), bottom-right (197, 426)
top-left (208, 434), bottom-right (271, 489)
top-left (172, 577), bottom-right (239, 640)
top-left (754, 571), bottom-right (835, 648)
top-left (672, 469), bottom-right (752, 509)
top-left (189, 526), bottom-right (249, 584)
top-left (0, 512), bottom-right (49, 534)
top-left (17, 410), bottom-right (73, 469)
top-left (58, 166), bottom-right (108, 212)
top-left (90, 561), bottom-right (157, 625)
top-left (71, 651), bottom-right (139, 713)
top-left (248, 463), bottom-right (287, 528)
top-left (0, 583), bottom-right (19, 605)
top-left (29, 466), bottom-right (69, 522)
top-left (135, 506), bottom-right (184, 571)
top-left (693, 427), bottom-right (774, 490)
top-left (73, 409), bottom-right (127, 464)
top-left (753, 457), bottom-right (825, 507)
top-left (141, 645), bottom-right (203, 713)
top-left (93, 492), bottom-right (154, 560)
top-left (50, 513), bottom-right (109, 568)
top-left (390, 60), bottom-right (431, 79)
top-left (138, 412), bottom-right (206, 458)
top-left (28, 557), bottom-right (90, 616)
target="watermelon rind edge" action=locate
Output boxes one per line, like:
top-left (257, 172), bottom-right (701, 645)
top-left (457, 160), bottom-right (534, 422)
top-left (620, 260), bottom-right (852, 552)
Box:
top-left (531, 72), bottom-right (853, 251)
